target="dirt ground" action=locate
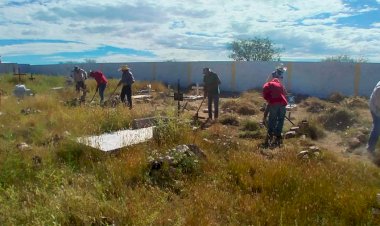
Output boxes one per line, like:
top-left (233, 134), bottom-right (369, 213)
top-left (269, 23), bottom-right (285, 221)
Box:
top-left (162, 89), bottom-right (376, 166)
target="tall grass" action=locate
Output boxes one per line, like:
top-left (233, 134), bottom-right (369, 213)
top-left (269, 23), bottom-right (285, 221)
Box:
top-left (0, 74), bottom-right (380, 225)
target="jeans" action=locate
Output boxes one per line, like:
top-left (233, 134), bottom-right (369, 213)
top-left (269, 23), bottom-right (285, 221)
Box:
top-left (367, 111), bottom-right (380, 152)
top-left (207, 94), bottom-right (219, 119)
top-left (267, 104), bottom-right (286, 137)
top-left (98, 83), bottom-right (106, 103)
top-left (121, 85), bottom-right (132, 108)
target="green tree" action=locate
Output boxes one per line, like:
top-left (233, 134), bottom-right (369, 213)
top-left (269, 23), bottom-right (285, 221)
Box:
top-left (228, 37), bottom-right (282, 61)
top-left (322, 55), bottom-right (368, 63)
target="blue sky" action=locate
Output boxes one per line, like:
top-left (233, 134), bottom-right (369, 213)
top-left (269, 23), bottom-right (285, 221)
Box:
top-left (0, 0), bottom-right (379, 65)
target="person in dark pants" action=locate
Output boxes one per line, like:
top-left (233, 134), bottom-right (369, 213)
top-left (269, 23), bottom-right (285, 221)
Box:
top-left (203, 67), bottom-right (221, 121)
top-left (88, 70), bottom-right (108, 104)
top-left (367, 81), bottom-right (380, 156)
top-left (70, 66), bottom-right (87, 102)
top-left (262, 67), bottom-right (288, 147)
top-left (117, 65), bottom-right (135, 109)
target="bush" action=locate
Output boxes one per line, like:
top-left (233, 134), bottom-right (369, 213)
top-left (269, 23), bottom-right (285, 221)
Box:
top-left (241, 120), bottom-right (260, 131)
top-left (328, 92), bottom-right (346, 103)
top-left (220, 114), bottom-right (239, 126)
top-left (321, 107), bottom-right (357, 131)
top-left (237, 105), bottom-right (256, 115)
top-left (298, 120), bottom-right (326, 140)
top-left (153, 118), bottom-right (188, 147)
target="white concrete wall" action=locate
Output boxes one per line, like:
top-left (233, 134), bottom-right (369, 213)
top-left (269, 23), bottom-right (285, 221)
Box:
top-left (3, 61), bottom-right (380, 98)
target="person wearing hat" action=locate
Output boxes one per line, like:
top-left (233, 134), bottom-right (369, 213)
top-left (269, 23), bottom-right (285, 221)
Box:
top-left (70, 66), bottom-right (88, 101)
top-left (117, 65), bottom-right (135, 109)
top-left (203, 67), bottom-right (221, 120)
top-left (262, 66), bottom-right (288, 147)
top-left (266, 63), bottom-right (287, 83)
top-left (88, 70), bottom-right (108, 104)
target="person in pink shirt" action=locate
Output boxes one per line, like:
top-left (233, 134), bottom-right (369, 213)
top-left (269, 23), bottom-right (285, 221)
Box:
top-left (262, 67), bottom-right (288, 147)
top-left (88, 70), bottom-right (108, 104)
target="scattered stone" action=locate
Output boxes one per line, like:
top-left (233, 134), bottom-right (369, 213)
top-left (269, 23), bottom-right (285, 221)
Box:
top-left (148, 144), bottom-right (203, 172)
top-left (187, 144), bottom-right (207, 159)
top-left (203, 108), bottom-right (209, 113)
top-left (290, 127), bottom-right (300, 132)
top-left (348, 137), bottom-right (361, 149)
top-left (202, 138), bottom-right (213, 144)
top-left (32, 155), bottom-right (42, 166)
top-left (284, 131), bottom-right (296, 139)
top-left (297, 146), bottom-right (321, 159)
top-left (20, 108), bottom-right (42, 115)
top-left (308, 146), bottom-right (320, 152)
top-left (63, 131), bottom-right (71, 137)
top-left (356, 132), bottom-right (367, 143)
top-left (17, 142), bottom-right (31, 151)
top-left (297, 150), bottom-right (310, 159)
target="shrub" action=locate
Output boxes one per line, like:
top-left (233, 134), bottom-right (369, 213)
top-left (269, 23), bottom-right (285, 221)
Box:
top-left (220, 114), bottom-right (239, 126)
top-left (320, 107), bottom-right (357, 131)
top-left (237, 105), bottom-right (256, 115)
top-left (298, 120), bottom-right (326, 140)
top-left (153, 118), bottom-right (189, 147)
top-left (344, 96), bottom-right (369, 108)
top-left (241, 120), bottom-right (260, 131)
top-left (328, 92), bottom-right (345, 103)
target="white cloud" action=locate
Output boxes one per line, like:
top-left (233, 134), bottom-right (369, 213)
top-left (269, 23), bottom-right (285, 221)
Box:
top-left (0, 0), bottom-right (379, 63)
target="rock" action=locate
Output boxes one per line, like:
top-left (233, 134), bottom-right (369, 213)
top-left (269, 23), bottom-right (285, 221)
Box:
top-left (348, 137), bottom-right (361, 149)
top-left (290, 127), bottom-right (300, 132)
top-left (187, 144), bottom-right (207, 159)
top-left (174, 144), bottom-right (191, 155)
top-left (203, 108), bottom-right (209, 113)
top-left (297, 150), bottom-right (309, 159)
top-left (32, 155), bottom-right (42, 166)
top-left (309, 146), bottom-right (320, 152)
top-left (63, 131), bottom-right (71, 137)
top-left (17, 142), bottom-right (31, 151)
top-left (356, 132), bottom-right (367, 143)
top-left (284, 131), bottom-right (296, 139)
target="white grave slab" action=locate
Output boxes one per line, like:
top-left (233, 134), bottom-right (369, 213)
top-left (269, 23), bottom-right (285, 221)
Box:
top-left (77, 127), bottom-right (154, 152)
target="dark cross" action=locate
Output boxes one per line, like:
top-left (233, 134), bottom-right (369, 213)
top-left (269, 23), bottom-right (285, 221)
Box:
top-left (13, 67), bottom-right (27, 83)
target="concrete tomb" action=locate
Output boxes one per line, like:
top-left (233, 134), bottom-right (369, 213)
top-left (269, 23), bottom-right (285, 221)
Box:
top-left (77, 127), bottom-right (154, 152)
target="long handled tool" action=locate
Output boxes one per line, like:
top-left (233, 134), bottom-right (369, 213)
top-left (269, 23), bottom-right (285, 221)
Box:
top-left (89, 88), bottom-right (98, 103)
top-left (107, 85), bottom-right (119, 101)
top-left (193, 97), bottom-right (206, 120)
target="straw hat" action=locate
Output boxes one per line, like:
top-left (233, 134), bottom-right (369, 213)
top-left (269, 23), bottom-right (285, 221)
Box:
top-left (118, 65), bottom-right (130, 71)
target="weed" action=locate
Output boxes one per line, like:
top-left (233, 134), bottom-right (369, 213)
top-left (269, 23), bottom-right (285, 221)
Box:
top-left (328, 92), bottom-right (346, 103)
top-left (219, 114), bottom-right (239, 126)
top-left (298, 119), bottom-right (326, 140)
top-left (320, 107), bottom-right (357, 131)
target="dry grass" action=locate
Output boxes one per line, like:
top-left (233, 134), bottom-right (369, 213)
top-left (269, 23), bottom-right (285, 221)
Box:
top-left (0, 74), bottom-right (380, 225)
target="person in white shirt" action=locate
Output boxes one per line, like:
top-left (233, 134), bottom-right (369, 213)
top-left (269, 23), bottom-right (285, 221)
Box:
top-left (367, 81), bottom-right (380, 155)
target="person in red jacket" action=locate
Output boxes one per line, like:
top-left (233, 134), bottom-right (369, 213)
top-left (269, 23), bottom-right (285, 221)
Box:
top-left (88, 70), bottom-right (108, 104)
top-left (262, 67), bottom-right (288, 147)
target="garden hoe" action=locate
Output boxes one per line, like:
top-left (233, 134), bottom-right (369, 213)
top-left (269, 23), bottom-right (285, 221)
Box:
top-left (104, 85), bottom-right (119, 107)
top-left (193, 97), bottom-right (206, 121)
top-left (89, 88), bottom-right (98, 104)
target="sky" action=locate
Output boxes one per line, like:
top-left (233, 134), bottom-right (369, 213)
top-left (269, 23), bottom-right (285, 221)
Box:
top-left (0, 0), bottom-right (379, 65)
